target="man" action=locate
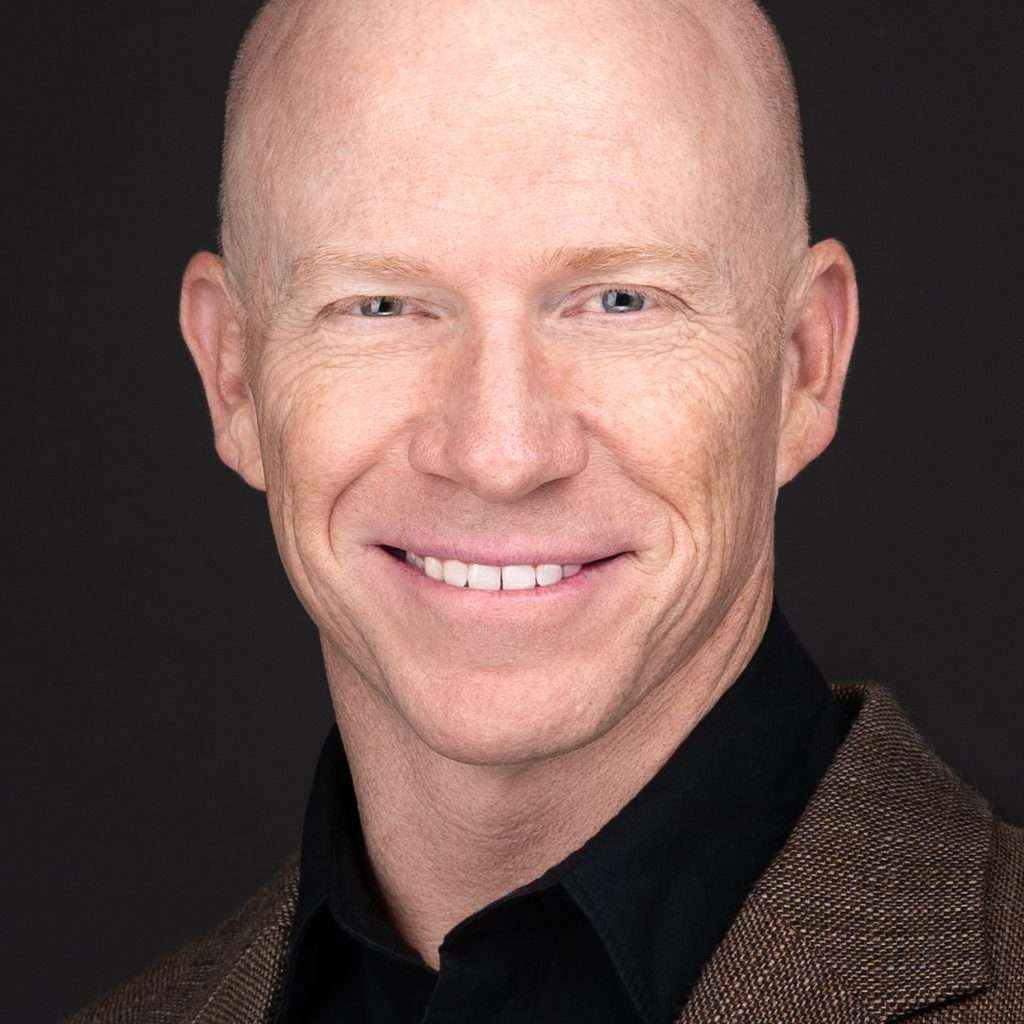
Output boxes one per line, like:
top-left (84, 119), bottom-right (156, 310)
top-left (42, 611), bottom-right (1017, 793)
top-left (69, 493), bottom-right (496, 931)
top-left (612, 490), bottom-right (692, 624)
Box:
top-left (66, 0), bottom-right (1022, 1021)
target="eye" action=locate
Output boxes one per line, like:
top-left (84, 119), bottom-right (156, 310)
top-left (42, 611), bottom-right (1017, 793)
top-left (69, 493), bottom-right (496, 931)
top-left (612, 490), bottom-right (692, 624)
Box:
top-left (564, 285), bottom-right (684, 328)
top-left (599, 288), bottom-right (649, 313)
top-left (358, 295), bottom-right (405, 316)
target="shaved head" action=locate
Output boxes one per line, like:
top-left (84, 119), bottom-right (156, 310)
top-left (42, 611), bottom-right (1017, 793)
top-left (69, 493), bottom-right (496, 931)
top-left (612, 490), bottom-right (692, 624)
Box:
top-left (218, 0), bottom-right (808, 335)
top-left (181, 0), bottom-right (858, 834)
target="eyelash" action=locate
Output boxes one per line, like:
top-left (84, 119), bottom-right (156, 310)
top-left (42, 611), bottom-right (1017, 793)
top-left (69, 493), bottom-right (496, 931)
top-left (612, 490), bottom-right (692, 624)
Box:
top-left (323, 286), bottom-right (668, 320)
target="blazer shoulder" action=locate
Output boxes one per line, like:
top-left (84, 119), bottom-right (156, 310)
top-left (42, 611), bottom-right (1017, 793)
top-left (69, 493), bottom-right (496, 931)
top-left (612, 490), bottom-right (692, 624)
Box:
top-left (61, 853), bottom-right (300, 1024)
top-left (964, 817), bottom-right (1024, 1020)
top-left (910, 818), bottom-right (1024, 1022)
top-left (844, 685), bottom-right (1024, 1021)
top-left (686, 682), bottom-right (1024, 1024)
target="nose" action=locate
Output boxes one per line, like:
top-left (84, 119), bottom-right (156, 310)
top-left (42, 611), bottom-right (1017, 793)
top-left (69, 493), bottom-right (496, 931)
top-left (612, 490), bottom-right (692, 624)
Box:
top-left (408, 318), bottom-right (589, 502)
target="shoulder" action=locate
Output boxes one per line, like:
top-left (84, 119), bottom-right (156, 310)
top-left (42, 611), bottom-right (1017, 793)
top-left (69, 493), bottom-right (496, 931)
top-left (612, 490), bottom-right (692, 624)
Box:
top-left (61, 853), bottom-right (299, 1024)
top-left (931, 817), bottom-right (1024, 1022)
top-left (681, 683), bottom-right (1024, 1023)
top-left (828, 683), bottom-right (1024, 1021)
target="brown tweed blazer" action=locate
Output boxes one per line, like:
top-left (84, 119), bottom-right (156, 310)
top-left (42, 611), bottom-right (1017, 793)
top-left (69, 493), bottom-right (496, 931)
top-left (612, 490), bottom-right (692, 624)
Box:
top-left (64, 682), bottom-right (1024, 1023)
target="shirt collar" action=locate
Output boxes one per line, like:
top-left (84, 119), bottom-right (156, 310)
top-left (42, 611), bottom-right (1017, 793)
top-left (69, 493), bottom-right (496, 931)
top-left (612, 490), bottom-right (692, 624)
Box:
top-left (555, 597), bottom-right (855, 1021)
top-left (292, 712), bottom-right (404, 960)
top-left (285, 594), bottom-right (854, 1022)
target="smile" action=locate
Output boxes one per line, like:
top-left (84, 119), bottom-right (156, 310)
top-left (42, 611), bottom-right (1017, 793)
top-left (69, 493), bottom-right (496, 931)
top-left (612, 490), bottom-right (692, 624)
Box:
top-left (380, 545), bottom-right (622, 593)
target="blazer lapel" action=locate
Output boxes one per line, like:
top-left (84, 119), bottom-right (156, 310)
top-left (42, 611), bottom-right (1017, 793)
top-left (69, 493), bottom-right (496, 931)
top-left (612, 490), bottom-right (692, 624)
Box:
top-left (190, 860), bottom-right (299, 1024)
top-left (676, 681), bottom-right (995, 1024)
top-left (190, 684), bottom-right (995, 1024)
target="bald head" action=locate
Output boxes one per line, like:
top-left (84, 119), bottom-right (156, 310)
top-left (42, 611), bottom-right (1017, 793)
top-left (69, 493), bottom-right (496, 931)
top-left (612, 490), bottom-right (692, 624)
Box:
top-left (218, 0), bottom-right (808, 330)
top-left (181, 0), bottom-right (859, 793)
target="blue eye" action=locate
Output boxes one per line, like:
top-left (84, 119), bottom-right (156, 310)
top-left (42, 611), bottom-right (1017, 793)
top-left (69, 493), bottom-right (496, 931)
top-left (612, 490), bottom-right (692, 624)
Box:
top-left (359, 296), bottom-right (405, 316)
top-left (601, 289), bottom-right (646, 313)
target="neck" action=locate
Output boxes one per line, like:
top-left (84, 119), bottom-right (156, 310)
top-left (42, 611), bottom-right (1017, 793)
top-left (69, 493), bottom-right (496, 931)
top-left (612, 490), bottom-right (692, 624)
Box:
top-left (322, 564), bottom-right (774, 971)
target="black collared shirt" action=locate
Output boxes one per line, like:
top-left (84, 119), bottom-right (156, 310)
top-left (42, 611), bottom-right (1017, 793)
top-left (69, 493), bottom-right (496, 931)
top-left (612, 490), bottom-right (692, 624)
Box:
top-left (272, 597), bottom-right (856, 1023)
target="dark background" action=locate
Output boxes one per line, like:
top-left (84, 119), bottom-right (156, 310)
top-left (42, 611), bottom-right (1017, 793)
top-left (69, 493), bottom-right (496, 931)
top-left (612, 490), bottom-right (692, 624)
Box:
top-left (3, 1), bottom-right (1022, 1020)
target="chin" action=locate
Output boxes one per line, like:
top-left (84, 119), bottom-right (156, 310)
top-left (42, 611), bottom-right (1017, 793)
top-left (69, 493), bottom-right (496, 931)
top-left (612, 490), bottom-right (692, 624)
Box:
top-left (390, 665), bottom-right (622, 768)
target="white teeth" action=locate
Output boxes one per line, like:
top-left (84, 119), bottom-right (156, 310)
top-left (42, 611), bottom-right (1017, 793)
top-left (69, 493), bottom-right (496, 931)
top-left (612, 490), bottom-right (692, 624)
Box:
top-left (466, 563), bottom-right (501, 590)
top-left (501, 565), bottom-right (536, 590)
top-left (442, 558), bottom-right (468, 587)
top-left (401, 550), bottom-right (591, 590)
top-left (535, 564), bottom-right (563, 587)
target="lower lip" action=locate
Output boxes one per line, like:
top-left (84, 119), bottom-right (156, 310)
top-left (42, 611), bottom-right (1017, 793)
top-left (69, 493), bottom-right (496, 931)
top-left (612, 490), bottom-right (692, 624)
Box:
top-left (374, 546), bottom-right (628, 614)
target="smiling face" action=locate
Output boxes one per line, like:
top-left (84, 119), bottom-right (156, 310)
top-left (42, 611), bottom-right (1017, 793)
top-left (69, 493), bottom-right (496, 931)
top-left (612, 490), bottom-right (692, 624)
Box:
top-left (182, 0), bottom-right (856, 767)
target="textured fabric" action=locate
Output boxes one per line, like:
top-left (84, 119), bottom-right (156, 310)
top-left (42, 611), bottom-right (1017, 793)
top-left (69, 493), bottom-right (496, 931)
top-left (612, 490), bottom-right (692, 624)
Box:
top-left (275, 598), bottom-right (856, 1024)
top-left (63, 683), bottom-right (1024, 1024)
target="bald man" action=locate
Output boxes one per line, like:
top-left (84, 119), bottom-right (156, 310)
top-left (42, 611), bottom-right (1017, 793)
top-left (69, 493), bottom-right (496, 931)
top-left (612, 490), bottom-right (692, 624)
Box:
top-left (66, 1), bottom-right (1022, 1022)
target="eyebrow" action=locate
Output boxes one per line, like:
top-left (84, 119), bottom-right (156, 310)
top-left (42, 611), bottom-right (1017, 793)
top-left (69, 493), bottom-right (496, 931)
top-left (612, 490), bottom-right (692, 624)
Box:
top-left (282, 241), bottom-right (719, 297)
top-left (538, 242), bottom-right (716, 284)
top-left (287, 248), bottom-right (434, 288)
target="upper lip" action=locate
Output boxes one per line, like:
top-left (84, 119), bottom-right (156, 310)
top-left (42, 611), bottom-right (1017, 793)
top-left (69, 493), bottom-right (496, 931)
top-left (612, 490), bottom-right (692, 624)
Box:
top-left (375, 536), bottom-right (631, 567)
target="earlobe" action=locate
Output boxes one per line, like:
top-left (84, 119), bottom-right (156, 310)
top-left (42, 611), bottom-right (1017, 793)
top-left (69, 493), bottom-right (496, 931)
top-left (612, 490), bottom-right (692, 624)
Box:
top-left (775, 239), bottom-right (859, 488)
top-left (179, 252), bottom-right (267, 492)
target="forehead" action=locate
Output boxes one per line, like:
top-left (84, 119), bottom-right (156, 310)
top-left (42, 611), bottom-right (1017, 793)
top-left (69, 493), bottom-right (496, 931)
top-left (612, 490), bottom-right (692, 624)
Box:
top-left (251, 0), bottom-right (757, 287)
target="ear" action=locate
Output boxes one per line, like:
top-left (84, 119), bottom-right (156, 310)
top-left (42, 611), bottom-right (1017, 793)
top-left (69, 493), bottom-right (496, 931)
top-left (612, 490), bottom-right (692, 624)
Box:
top-left (775, 239), bottom-right (859, 488)
top-left (179, 251), bottom-right (267, 492)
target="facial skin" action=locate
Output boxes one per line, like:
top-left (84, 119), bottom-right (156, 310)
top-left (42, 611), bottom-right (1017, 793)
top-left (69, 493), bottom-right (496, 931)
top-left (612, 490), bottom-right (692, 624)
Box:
top-left (180, 0), bottom-right (857, 965)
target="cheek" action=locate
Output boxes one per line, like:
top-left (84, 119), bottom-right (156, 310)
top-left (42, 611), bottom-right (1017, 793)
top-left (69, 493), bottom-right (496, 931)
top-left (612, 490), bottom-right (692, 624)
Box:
top-left (259, 342), bottom-right (418, 481)
top-left (584, 334), bottom-right (779, 536)
top-left (689, 342), bottom-right (782, 569)
top-left (253, 346), bottom-right (421, 562)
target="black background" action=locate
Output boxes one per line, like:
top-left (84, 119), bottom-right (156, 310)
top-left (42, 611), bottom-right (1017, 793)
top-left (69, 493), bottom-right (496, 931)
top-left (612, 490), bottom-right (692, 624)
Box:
top-left (3, 2), bottom-right (1022, 1020)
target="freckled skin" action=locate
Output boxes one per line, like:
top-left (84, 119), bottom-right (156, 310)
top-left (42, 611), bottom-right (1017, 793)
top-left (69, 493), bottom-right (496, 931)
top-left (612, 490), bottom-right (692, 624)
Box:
top-left (180, 0), bottom-right (858, 969)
